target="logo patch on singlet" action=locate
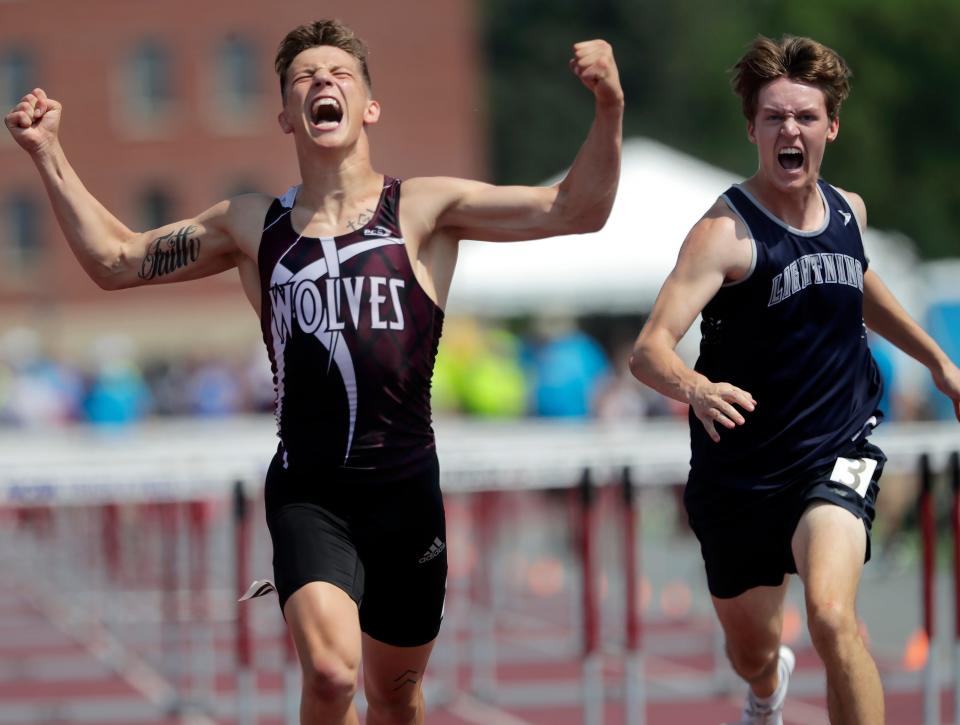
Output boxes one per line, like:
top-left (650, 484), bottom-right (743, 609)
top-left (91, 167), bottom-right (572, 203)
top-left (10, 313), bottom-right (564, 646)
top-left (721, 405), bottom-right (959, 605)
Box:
top-left (829, 457), bottom-right (878, 498)
top-left (364, 225), bottom-right (392, 237)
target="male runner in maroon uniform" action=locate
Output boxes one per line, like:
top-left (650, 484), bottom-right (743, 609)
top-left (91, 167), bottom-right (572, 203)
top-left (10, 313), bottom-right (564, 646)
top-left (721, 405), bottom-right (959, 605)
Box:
top-left (5, 19), bottom-right (623, 725)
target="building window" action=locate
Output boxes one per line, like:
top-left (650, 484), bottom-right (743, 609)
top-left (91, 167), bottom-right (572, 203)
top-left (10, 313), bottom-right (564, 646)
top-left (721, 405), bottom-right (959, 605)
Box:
top-left (4, 193), bottom-right (41, 268)
top-left (137, 186), bottom-right (174, 231)
top-left (128, 40), bottom-right (173, 120)
top-left (0, 48), bottom-right (36, 109)
top-left (218, 36), bottom-right (259, 115)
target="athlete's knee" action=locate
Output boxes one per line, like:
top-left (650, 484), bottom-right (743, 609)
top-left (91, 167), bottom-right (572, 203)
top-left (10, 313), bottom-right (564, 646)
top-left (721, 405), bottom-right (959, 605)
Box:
top-left (300, 652), bottom-right (358, 706)
top-left (806, 597), bottom-right (859, 654)
top-left (365, 688), bottom-right (422, 725)
top-left (721, 618), bottom-right (781, 683)
top-left (725, 640), bottom-right (780, 683)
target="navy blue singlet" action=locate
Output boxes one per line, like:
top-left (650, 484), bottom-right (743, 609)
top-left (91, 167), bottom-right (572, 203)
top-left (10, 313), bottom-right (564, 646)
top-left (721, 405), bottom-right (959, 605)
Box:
top-left (257, 178), bottom-right (444, 479)
top-left (688, 180), bottom-right (883, 491)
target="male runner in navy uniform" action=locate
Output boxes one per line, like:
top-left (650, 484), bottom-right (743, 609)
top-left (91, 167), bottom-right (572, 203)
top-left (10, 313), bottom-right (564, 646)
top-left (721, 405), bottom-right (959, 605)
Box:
top-left (629, 35), bottom-right (960, 725)
top-left (5, 20), bottom-right (623, 725)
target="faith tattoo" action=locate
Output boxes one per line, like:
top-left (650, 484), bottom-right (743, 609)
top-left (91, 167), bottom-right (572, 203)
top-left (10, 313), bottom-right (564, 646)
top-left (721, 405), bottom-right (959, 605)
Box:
top-left (139, 225), bottom-right (202, 280)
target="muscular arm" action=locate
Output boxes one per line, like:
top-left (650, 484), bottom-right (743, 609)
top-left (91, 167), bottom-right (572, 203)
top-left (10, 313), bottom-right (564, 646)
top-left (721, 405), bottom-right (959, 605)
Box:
top-left (628, 202), bottom-right (756, 441)
top-left (839, 188), bottom-right (960, 420)
top-left (6, 88), bottom-right (253, 290)
top-left (863, 270), bottom-right (960, 420)
top-left (406, 39), bottom-right (623, 243)
top-left (37, 147), bottom-right (241, 289)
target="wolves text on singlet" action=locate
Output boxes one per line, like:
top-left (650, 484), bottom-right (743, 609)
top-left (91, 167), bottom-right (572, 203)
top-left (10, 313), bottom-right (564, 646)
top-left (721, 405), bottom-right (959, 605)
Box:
top-left (257, 178), bottom-right (444, 478)
top-left (270, 272), bottom-right (406, 343)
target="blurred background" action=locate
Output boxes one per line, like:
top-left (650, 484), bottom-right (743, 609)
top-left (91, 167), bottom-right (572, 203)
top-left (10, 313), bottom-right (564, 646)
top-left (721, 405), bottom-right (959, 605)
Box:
top-left (1, 1), bottom-right (959, 723)
top-left (0, 0), bottom-right (957, 427)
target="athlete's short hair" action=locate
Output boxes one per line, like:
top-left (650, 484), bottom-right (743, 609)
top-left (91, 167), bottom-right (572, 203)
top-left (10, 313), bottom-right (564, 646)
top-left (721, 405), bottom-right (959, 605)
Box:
top-left (275, 19), bottom-right (372, 99)
top-left (731, 35), bottom-right (851, 122)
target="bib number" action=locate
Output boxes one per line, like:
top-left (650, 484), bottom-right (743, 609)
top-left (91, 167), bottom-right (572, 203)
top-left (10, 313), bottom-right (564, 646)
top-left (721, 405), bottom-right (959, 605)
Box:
top-left (830, 457), bottom-right (878, 498)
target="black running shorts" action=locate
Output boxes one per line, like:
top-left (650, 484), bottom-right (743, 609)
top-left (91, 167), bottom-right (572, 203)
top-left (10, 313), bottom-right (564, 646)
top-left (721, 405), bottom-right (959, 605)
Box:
top-left (264, 452), bottom-right (447, 647)
top-left (684, 438), bottom-right (886, 599)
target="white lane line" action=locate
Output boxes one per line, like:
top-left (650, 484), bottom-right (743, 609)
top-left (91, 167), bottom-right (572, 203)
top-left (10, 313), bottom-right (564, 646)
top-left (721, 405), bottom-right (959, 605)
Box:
top-left (447, 693), bottom-right (536, 725)
top-left (30, 587), bottom-right (219, 725)
top-left (778, 698), bottom-right (831, 725)
top-left (645, 653), bottom-right (831, 725)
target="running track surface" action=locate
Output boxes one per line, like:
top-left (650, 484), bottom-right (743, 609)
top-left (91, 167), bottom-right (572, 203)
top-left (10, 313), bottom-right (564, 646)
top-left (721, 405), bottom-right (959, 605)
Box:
top-left (0, 585), bottom-right (937, 725)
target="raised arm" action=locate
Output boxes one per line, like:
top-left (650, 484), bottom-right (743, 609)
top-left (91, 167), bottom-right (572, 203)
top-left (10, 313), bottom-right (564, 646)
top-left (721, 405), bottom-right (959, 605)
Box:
top-left (406, 39), bottom-right (623, 242)
top-left (628, 202), bottom-right (756, 442)
top-left (4, 88), bottom-right (253, 290)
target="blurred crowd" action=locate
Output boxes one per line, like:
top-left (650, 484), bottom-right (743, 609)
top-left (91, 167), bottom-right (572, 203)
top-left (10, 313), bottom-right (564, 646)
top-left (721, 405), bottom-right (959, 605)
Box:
top-left (0, 326), bottom-right (274, 427)
top-left (0, 318), bottom-right (944, 429)
top-left (0, 318), bottom-right (678, 429)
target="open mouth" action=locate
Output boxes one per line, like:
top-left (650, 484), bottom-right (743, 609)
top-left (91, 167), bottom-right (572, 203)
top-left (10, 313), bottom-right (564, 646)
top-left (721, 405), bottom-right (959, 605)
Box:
top-left (778, 148), bottom-right (803, 171)
top-left (311, 97), bottom-right (343, 127)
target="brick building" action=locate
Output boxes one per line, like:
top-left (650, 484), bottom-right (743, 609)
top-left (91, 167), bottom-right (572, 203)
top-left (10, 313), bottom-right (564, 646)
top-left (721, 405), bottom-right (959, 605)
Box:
top-left (0, 0), bottom-right (485, 358)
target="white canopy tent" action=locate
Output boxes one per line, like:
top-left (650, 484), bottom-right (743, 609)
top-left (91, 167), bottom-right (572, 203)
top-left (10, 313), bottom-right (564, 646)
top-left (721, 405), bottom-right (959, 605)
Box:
top-left (448, 137), bottom-right (929, 395)
top-left (449, 137), bottom-right (921, 320)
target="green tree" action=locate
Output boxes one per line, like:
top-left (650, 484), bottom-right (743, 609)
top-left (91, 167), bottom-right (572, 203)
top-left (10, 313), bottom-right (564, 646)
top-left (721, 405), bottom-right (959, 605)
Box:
top-left (483, 0), bottom-right (959, 257)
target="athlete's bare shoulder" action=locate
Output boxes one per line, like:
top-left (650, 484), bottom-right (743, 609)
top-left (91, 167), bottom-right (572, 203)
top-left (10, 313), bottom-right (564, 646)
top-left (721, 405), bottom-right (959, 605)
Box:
top-left (697, 196), bottom-right (744, 237)
top-left (394, 176), bottom-right (474, 243)
top-left (832, 186), bottom-right (867, 229)
top-left (401, 175), bottom-right (476, 197)
top-left (399, 175), bottom-right (475, 217)
top-left (221, 192), bottom-right (277, 257)
top-left (677, 197), bottom-right (754, 284)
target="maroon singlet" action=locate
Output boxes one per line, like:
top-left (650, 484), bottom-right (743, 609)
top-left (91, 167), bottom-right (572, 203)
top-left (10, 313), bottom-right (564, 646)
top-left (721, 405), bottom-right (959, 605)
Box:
top-left (257, 177), bottom-right (444, 479)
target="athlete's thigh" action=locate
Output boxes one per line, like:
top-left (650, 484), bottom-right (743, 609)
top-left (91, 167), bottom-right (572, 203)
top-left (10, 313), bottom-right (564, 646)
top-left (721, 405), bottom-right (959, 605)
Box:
top-left (789, 438), bottom-right (884, 602)
top-left (712, 581), bottom-right (789, 653)
top-left (361, 633), bottom-right (436, 704)
top-left (685, 481), bottom-right (793, 598)
top-left (284, 581), bottom-right (362, 673)
top-left (267, 501), bottom-right (365, 610)
top-left (792, 501), bottom-right (866, 606)
top-left (355, 459), bottom-right (447, 647)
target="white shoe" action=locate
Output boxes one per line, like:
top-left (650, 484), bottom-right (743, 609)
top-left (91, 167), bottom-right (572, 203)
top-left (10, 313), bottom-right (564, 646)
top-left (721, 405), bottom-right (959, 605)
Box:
top-left (724, 645), bottom-right (796, 725)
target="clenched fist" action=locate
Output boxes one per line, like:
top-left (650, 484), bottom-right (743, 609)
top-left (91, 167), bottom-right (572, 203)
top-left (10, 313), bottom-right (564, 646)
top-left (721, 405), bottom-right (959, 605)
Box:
top-left (4, 87), bottom-right (62, 155)
top-left (569, 40), bottom-right (624, 108)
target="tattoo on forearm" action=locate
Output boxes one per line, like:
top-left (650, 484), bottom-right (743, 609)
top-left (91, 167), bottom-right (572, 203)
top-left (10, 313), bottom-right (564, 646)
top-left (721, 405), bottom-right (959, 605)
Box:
top-left (392, 669), bottom-right (419, 691)
top-left (345, 208), bottom-right (377, 231)
top-left (139, 225), bottom-right (202, 280)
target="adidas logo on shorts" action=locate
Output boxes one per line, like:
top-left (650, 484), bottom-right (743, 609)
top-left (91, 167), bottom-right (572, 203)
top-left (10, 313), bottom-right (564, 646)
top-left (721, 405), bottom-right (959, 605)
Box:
top-left (418, 537), bottom-right (446, 564)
